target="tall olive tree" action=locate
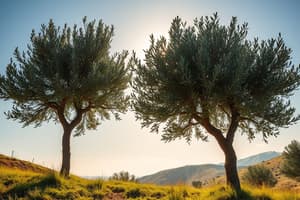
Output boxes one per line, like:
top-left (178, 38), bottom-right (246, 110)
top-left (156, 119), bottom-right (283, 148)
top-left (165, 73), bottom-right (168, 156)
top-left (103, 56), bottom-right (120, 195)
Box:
top-left (132, 13), bottom-right (300, 192)
top-left (0, 17), bottom-right (131, 177)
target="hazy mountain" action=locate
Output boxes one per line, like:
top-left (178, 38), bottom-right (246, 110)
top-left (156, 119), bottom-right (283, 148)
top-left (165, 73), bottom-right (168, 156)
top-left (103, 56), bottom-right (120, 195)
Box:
top-left (138, 151), bottom-right (281, 185)
top-left (237, 151), bottom-right (281, 167)
top-left (139, 164), bottom-right (225, 185)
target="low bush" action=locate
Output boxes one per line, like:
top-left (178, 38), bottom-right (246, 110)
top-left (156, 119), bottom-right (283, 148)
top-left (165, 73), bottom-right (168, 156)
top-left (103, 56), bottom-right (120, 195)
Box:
top-left (243, 165), bottom-right (277, 187)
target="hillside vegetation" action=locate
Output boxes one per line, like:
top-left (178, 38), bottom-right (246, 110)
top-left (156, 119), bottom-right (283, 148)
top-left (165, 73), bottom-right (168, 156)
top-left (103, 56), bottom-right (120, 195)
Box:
top-left (214, 156), bottom-right (300, 192)
top-left (139, 164), bottom-right (225, 186)
top-left (139, 151), bottom-right (280, 186)
top-left (1, 154), bottom-right (300, 200)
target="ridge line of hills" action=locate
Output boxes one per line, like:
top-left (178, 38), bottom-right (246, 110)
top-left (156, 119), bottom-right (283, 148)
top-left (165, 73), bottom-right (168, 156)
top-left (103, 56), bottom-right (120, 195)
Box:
top-left (1, 150), bottom-right (299, 191)
top-left (138, 151), bottom-right (281, 185)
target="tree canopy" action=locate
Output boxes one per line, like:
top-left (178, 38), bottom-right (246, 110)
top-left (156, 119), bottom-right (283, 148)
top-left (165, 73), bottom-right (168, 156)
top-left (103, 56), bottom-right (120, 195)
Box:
top-left (132, 13), bottom-right (300, 191)
top-left (0, 17), bottom-right (131, 176)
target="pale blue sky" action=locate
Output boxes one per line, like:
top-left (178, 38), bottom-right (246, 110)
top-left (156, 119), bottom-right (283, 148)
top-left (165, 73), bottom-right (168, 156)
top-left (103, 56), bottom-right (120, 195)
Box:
top-left (0, 0), bottom-right (300, 177)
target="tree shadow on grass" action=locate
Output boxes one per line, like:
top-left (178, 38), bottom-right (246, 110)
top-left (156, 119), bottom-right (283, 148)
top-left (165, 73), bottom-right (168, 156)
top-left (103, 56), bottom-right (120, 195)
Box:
top-left (4, 173), bottom-right (61, 198)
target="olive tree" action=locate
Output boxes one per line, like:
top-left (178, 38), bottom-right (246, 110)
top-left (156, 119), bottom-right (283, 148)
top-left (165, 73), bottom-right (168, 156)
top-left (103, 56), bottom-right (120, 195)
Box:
top-left (0, 17), bottom-right (131, 177)
top-left (281, 140), bottom-right (300, 181)
top-left (132, 13), bottom-right (300, 192)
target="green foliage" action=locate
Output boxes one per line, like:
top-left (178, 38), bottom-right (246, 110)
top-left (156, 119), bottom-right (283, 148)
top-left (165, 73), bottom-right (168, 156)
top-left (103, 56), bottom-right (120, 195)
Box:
top-left (109, 171), bottom-right (137, 182)
top-left (281, 140), bottom-right (300, 181)
top-left (243, 165), bottom-right (277, 187)
top-left (126, 188), bottom-right (144, 198)
top-left (4, 173), bottom-right (62, 197)
top-left (192, 180), bottom-right (203, 188)
top-left (0, 17), bottom-right (130, 136)
top-left (86, 179), bottom-right (103, 191)
top-left (132, 13), bottom-right (300, 143)
top-left (167, 187), bottom-right (187, 200)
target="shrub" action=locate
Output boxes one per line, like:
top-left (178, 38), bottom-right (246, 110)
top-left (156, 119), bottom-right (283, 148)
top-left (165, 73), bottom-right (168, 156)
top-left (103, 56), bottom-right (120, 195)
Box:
top-left (92, 190), bottom-right (105, 200)
top-left (192, 180), bottom-right (203, 188)
top-left (243, 165), bottom-right (277, 187)
top-left (87, 179), bottom-right (103, 191)
top-left (109, 171), bottom-right (137, 182)
top-left (167, 187), bottom-right (188, 200)
top-left (281, 140), bottom-right (300, 181)
top-left (110, 186), bottom-right (125, 193)
top-left (126, 188), bottom-right (144, 198)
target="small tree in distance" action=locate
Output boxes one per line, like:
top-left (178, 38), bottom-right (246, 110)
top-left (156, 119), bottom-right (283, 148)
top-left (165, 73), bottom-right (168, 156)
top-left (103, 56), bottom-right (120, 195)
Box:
top-left (109, 171), bottom-right (137, 182)
top-left (132, 13), bottom-right (300, 193)
top-left (281, 140), bottom-right (300, 181)
top-left (0, 17), bottom-right (131, 177)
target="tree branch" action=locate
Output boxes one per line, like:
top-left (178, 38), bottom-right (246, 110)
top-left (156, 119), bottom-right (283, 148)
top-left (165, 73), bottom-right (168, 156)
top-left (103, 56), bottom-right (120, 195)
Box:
top-left (193, 114), bottom-right (226, 150)
top-left (226, 105), bottom-right (240, 144)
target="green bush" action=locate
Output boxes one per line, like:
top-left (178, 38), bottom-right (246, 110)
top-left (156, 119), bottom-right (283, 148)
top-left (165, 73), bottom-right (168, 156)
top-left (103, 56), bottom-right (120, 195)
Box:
top-left (126, 188), bottom-right (144, 198)
top-left (109, 171), bottom-right (137, 182)
top-left (110, 186), bottom-right (125, 193)
top-left (92, 190), bottom-right (105, 200)
top-left (87, 179), bottom-right (103, 191)
top-left (243, 165), bottom-right (277, 187)
top-left (192, 180), bottom-right (203, 188)
top-left (167, 187), bottom-right (188, 200)
top-left (281, 140), bottom-right (300, 181)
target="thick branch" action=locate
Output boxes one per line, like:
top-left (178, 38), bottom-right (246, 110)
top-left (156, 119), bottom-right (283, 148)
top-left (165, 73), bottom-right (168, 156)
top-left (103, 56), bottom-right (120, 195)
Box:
top-left (70, 109), bottom-right (83, 129)
top-left (57, 108), bottom-right (69, 128)
top-left (194, 114), bottom-right (226, 150)
top-left (226, 105), bottom-right (240, 144)
top-left (56, 98), bottom-right (69, 128)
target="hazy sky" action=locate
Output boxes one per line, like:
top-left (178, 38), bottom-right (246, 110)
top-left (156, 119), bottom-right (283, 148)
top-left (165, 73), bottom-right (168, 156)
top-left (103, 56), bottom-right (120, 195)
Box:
top-left (0, 0), bottom-right (300, 177)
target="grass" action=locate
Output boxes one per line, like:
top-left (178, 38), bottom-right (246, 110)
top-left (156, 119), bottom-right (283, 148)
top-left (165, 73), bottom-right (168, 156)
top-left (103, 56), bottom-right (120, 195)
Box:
top-left (1, 167), bottom-right (300, 200)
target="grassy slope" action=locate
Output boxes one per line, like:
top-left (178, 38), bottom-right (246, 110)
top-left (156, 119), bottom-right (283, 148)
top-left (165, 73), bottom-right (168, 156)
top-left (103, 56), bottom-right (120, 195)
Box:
top-left (213, 156), bottom-right (300, 192)
top-left (139, 164), bottom-right (225, 185)
top-left (0, 154), bottom-right (299, 200)
top-left (139, 151), bottom-right (279, 186)
top-left (0, 154), bottom-right (50, 174)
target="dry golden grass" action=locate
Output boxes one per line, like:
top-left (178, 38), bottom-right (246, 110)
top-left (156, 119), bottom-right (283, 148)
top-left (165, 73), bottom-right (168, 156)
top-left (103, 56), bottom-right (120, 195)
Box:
top-left (1, 153), bottom-right (300, 199)
top-left (0, 154), bottom-right (50, 174)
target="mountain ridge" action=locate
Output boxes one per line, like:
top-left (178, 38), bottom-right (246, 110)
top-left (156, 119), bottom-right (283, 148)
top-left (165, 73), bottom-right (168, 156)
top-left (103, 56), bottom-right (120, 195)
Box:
top-left (138, 151), bottom-right (281, 185)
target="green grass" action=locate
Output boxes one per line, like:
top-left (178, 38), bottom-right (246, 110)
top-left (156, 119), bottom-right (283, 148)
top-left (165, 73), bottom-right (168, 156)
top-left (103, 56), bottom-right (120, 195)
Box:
top-left (0, 167), bottom-right (299, 200)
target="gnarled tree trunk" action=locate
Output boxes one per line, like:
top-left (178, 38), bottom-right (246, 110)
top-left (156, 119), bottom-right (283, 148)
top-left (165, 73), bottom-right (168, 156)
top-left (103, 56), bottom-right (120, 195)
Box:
top-left (223, 143), bottom-right (241, 192)
top-left (201, 117), bottom-right (241, 193)
top-left (60, 126), bottom-right (72, 177)
top-left (57, 106), bottom-right (84, 177)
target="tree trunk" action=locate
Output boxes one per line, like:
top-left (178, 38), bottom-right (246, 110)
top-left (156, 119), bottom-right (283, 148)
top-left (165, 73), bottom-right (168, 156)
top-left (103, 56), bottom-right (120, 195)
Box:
top-left (199, 116), bottom-right (241, 194)
top-left (223, 143), bottom-right (241, 193)
top-left (60, 126), bottom-right (72, 177)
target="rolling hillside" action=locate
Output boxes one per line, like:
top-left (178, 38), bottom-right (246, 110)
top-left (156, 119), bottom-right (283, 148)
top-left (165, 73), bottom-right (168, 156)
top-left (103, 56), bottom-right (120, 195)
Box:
top-left (138, 151), bottom-right (281, 186)
top-left (214, 155), bottom-right (300, 191)
top-left (139, 164), bottom-right (225, 185)
top-left (0, 154), bottom-right (50, 174)
top-left (1, 153), bottom-right (300, 199)
top-left (237, 151), bottom-right (280, 167)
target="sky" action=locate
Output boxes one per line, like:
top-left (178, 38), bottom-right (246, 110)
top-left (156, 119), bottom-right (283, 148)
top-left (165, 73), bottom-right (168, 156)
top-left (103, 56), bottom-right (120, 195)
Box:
top-left (0, 0), bottom-right (300, 177)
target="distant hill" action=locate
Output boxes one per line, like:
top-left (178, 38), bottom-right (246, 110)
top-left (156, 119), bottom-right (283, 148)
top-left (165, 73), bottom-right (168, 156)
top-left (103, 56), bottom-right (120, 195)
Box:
top-left (214, 156), bottom-right (300, 191)
top-left (138, 151), bottom-right (280, 185)
top-left (139, 164), bottom-right (225, 185)
top-left (0, 154), bottom-right (50, 174)
top-left (237, 151), bottom-right (280, 167)
top-left (0, 153), bottom-right (299, 199)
